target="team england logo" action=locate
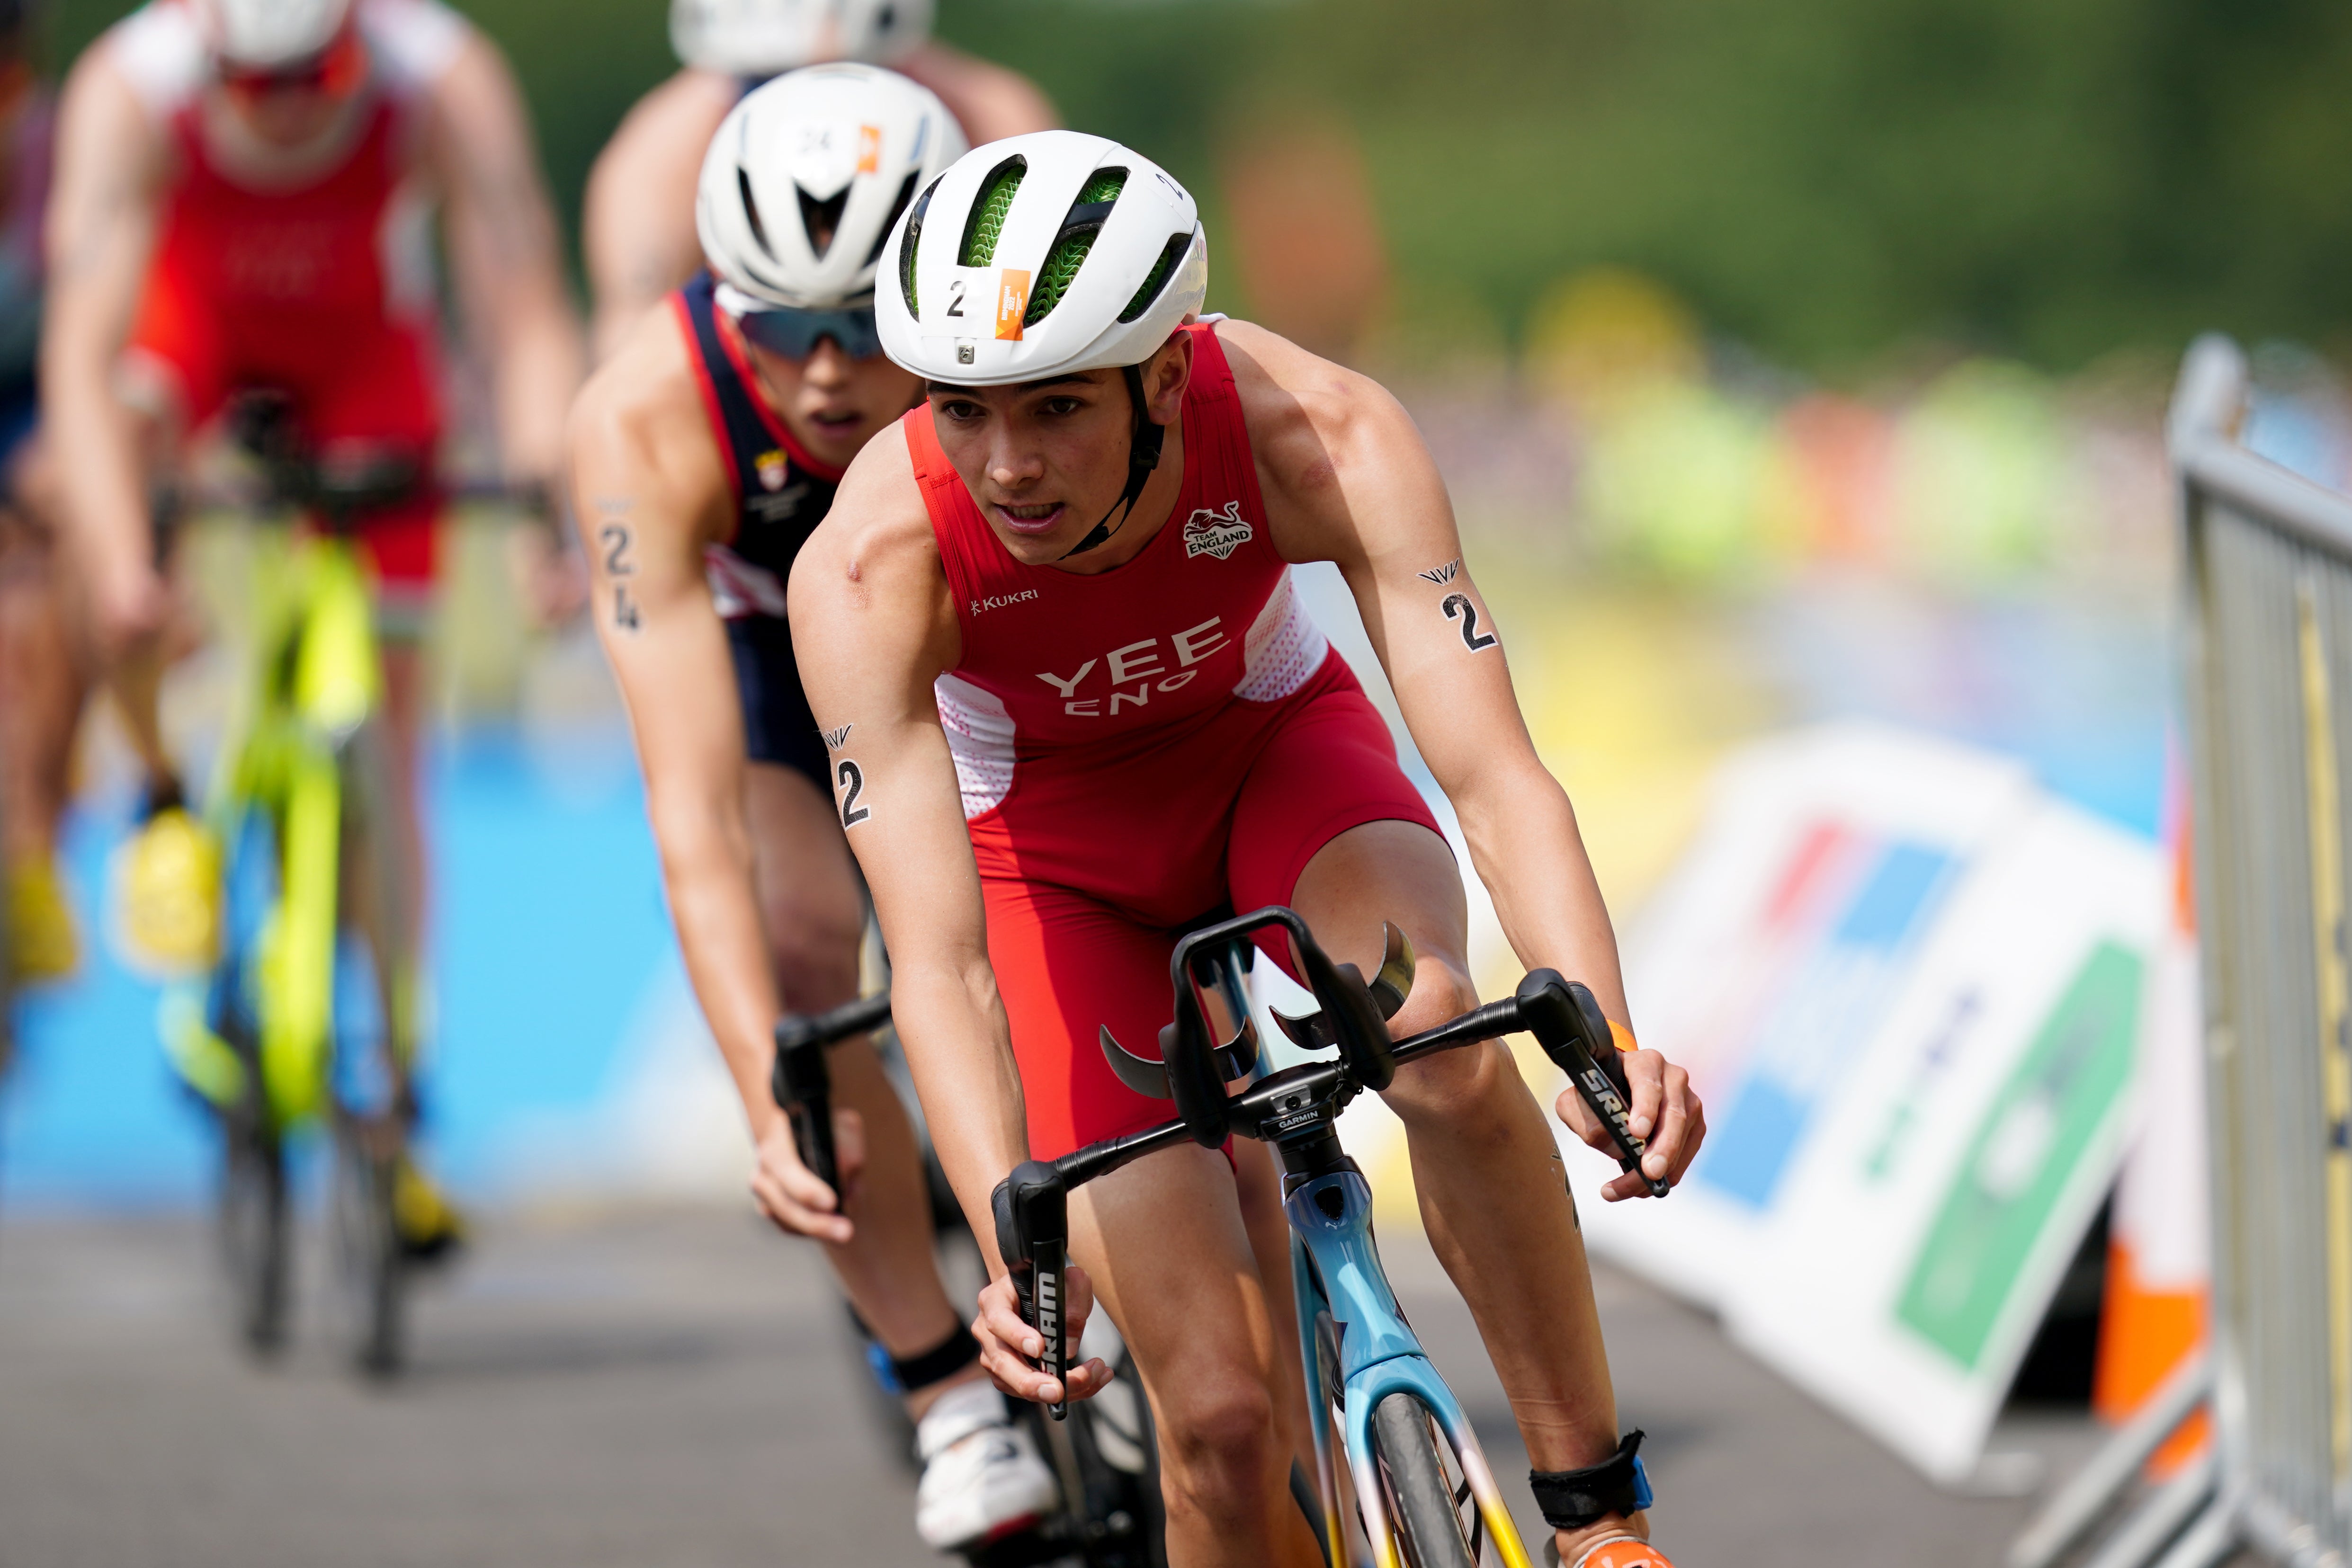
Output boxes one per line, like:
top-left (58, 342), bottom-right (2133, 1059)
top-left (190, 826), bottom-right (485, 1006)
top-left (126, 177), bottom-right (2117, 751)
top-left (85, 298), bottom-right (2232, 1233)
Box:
top-left (755, 449), bottom-right (787, 492)
top-left (1182, 501), bottom-right (1254, 561)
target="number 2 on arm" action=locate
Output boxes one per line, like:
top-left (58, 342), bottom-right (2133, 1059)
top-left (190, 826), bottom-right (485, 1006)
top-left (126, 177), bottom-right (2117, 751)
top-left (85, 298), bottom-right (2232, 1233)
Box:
top-left (836, 759), bottom-right (870, 828)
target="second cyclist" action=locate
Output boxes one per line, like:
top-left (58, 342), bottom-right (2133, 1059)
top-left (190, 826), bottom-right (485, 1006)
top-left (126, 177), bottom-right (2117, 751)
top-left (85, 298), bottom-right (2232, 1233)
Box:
top-left (565, 65), bottom-right (1060, 1553)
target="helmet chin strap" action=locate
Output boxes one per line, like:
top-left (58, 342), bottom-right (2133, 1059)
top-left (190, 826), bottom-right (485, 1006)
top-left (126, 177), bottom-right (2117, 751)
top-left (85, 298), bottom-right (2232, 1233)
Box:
top-left (1059, 364), bottom-right (1166, 561)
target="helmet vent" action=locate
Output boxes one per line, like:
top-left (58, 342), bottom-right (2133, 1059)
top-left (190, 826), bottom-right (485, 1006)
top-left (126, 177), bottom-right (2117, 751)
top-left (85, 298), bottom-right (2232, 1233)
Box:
top-left (1024, 169), bottom-right (1126, 328)
top-left (865, 170), bottom-right (921, 267)
top-left (797, 184), bottom-right (850, 260)
top-left (1119, 232), bottom-right (1192, 324)
top-left (958, 157), bottom-right (1027, 267)
top-left (901, 174), bottom-right (943, 318)
top-left (736, 168), bottom-right (776, 260)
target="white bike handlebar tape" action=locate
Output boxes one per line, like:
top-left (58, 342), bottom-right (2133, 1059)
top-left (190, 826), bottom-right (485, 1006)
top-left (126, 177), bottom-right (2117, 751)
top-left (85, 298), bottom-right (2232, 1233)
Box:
top-left (1529, 1430), bottom-right (1654, 1529)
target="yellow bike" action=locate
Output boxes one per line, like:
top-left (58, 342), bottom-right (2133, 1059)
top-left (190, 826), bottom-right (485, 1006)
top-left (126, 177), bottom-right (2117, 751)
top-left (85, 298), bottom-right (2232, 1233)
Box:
top-left (162, 394), bottom-right (519, 1374)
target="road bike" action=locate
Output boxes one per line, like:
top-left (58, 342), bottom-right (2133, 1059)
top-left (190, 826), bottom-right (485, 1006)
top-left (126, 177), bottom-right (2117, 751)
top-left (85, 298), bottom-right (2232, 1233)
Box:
top-left (773, 992), bottom-right (1170, 1568)
top-left (997, 906), bottom-right (1666, 1568)
top-left (160, 393), bottom-right (542, 1375)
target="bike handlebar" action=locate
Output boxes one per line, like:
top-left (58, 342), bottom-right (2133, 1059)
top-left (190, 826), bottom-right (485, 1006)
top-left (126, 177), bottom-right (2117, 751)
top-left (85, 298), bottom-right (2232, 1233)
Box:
top-left (996, 908), bottom-right (1671, 1418)
top-left (768, 993), bottom-right (894, 1200)
top-left (166, 472), bottom-right (554, 526)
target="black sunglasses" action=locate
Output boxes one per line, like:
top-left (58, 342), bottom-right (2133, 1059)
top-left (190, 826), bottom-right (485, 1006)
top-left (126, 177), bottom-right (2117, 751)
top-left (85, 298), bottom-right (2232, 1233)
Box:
top-left (735, 305), bottom-right (885, 361)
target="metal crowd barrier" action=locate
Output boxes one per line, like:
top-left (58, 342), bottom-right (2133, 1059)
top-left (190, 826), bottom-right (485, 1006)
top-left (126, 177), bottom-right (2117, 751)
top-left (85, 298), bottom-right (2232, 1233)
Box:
top-left (2177, 332), bottom-right (2352, 1568)
top-left (2012, 333), bottom-right (2352, 1568)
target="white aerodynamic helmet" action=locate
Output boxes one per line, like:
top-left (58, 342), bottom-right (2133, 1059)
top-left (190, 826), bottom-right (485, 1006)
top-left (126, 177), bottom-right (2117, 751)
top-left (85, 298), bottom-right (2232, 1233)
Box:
top-left (696, 63), bottom-right (966, 312)
top-left (880, 132), bottom-right (1208, 556)
top-left (193, 0), bottom-right (354, 68)
top-left (670, 0), bottom-right (932, 76)
top-left (876, 130), bottom-right (1207, 386)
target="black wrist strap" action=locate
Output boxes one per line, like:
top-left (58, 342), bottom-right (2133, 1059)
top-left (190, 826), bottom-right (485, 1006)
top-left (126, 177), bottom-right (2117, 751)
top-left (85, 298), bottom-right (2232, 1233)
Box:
top-left (888, 1323), bottom-right (983, 1392)
top-left (1529, 1430), bottom-right (1652, 1530)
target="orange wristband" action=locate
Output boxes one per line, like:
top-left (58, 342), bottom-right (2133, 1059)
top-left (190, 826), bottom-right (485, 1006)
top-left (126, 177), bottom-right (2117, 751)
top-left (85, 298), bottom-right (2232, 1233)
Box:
top-left (1607, 1019), bottom-right (1639, 1054)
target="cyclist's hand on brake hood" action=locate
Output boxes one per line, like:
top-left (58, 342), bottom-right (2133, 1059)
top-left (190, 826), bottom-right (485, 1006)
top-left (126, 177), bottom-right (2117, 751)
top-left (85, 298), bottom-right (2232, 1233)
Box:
top-left (1554, 1044), bottom-right (1706, 1203)
top-left (974, 1268), bottom-right (1111, 1408)
top-left (749, 1112), bottom-right (863, 1244)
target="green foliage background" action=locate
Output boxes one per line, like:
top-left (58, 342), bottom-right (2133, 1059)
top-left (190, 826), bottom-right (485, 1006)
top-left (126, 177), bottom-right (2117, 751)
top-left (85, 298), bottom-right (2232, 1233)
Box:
top-left (42, 0), bottom-right (2352, 375)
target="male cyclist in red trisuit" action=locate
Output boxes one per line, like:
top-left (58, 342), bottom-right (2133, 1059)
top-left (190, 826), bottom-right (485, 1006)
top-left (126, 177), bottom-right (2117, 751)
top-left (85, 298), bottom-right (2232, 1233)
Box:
top-left (582, 0), bottom-right (1053, 361)
top-left (567, 66), bottom-right (1067, 1550)
top-left (43, 0), bottom-right (582, 1244)
top-left (768, 132), bottom-right (1708, 1567)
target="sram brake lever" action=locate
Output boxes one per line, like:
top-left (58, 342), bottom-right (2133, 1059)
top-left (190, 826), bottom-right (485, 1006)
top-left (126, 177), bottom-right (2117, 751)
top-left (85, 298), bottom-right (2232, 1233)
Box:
top-left (1517, 971), bottom-right (1670, 1199)
top-left (992, 1160), bottom-right (1071, 1421)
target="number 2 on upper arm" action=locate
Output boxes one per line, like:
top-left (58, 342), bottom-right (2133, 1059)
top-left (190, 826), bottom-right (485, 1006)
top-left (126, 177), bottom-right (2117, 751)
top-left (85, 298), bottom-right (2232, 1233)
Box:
top-left (599, 524), bottom-right (641, 630)
top-left (1441, 592), bottom-right (1498, 652)
top-left (599, 525), bottom-right (633, 578)
top-left (836, 760), bottom-right (870, 828)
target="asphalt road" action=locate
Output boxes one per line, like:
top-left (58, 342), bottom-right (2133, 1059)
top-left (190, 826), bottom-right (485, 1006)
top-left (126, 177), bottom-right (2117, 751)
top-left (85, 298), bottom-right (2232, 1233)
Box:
top-left (0, 1203), bottom-right (2139, 1568)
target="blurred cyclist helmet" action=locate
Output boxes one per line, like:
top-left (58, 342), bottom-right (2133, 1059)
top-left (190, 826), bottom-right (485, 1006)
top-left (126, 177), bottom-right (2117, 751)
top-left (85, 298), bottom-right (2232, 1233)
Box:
top-left (671, 0), bottom-right (932, 75)
top-left (875, 129), bottom-right (1206, 386)
top-left (697, 62), bottom-right (965, 312)
top-left (836, 0), bottom-right (930, 63)
top-left (191, 0), bottom-right (354, 69)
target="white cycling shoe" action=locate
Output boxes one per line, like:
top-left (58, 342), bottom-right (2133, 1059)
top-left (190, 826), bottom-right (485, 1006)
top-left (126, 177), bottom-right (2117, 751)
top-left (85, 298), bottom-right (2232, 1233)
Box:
top-left (912, 1379), bottom-right (1062, 1551)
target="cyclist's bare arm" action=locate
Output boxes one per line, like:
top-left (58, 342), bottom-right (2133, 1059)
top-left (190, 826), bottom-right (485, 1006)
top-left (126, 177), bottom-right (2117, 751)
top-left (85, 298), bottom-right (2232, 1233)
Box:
top-left (428, 32), bottom-right (582, 485)
top-left (1219, 318), bottom-right (1705, 1196)
top-left (40, 43), bottom-right (168, 643)
top-left (784, 449), bottom-right (1032, 1246)
top-left (894, 41), bottom-right (1056, 145)
top-left (567, 324), bottom-right (851, 1238)
top-left (788, 454), bottom-right (1107, 1402)
top-left (581, 68), bottom-right (737, 364)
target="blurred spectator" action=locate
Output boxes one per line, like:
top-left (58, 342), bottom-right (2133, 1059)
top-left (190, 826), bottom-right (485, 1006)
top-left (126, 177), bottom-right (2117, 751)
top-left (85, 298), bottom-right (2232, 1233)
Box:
top-left (1218, 109), bottom-right (1388, 362)
top-left (0, 0), bottom-right (70, 984)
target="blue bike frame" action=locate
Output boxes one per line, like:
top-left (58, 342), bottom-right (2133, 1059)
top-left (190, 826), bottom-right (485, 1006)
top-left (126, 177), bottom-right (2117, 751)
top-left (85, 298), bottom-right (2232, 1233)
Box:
top-left (1290, 1164), bottom-right (1534, 1568)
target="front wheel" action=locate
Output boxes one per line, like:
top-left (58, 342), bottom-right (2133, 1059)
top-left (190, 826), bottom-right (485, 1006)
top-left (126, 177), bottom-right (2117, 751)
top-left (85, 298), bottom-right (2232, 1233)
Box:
top-left (218, 1114), bottom-right (290, 1354)
top-left (1058, 1320), bottom-right (1165, 1568)
top-left (330, 1118), bottom-right (404, 1376)
top-left (1374, 1392), bottom-right (1476, 1568)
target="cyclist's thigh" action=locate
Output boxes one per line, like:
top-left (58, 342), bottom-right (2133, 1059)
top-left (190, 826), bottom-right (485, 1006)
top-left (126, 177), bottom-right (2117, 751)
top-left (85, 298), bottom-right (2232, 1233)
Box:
top-left (1227, 673), bottom-right (1453, 980)
top-left (977, 877), bottom-right (1190, 1161)
top-left (1066, 1139), bottom-right (1287, 1443)
top-left (1291, 819), bottom-right (1473, 1021)
top-left (724, 613), bottom-right (830, 784)
top-left (295, 320), bottom-right (444, 604)
top-left (744, 760), bottom-right (864, 1003)
top-left (281, 316), bottom-right (442, 451)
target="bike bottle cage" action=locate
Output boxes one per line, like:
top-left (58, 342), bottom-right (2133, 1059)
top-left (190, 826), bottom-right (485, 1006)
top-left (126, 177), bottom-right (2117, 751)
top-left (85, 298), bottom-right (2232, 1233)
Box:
top-left (1059, 363), bottom-right (1166, 560)
top-left (1529, 1431), bottom-right (1654, 1530)
top-left (887, 1322), bottom-right (983, 1391)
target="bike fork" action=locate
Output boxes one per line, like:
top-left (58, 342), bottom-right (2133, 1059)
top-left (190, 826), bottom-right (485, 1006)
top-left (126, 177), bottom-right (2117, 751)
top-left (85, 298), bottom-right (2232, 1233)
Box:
top-left (1340, 1359), bottom-right (1532, 1568)
top-left (1288, 1169), bottom-right (1533, 1568)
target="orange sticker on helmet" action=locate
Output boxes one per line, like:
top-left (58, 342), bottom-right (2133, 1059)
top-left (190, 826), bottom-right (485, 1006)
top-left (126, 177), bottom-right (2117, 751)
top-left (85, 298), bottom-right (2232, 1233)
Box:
top-left (995, 269), bottom-right (1030, 340)
top-left (857, 125), bottom-right (882, 175)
